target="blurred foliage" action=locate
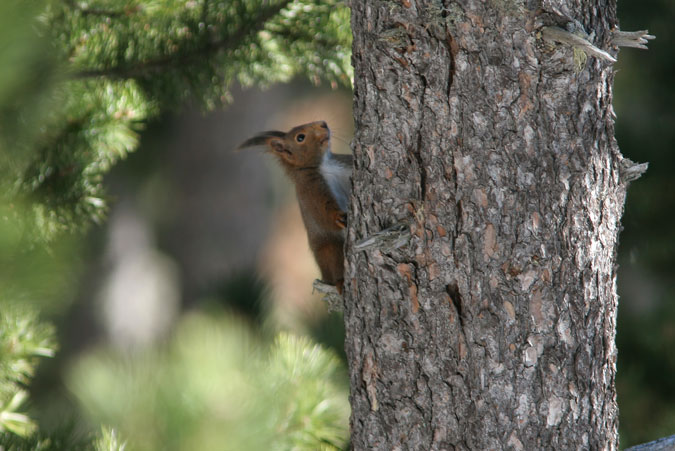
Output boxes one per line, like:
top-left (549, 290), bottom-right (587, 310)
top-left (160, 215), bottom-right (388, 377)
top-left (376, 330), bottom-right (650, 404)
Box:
top-left (68, 313), bottom-right (349, 450)
top-left (617, 299), bottom-right (675, 447)
top-left (0, 204), bottom-right (81, 315)
top-left (0, 424), bottom-right (124, 451)
top-left (0, 202), bottom-right (109, 446)
top-left (1, 0), bottom-right (351, 242)
top-left (0, 199), bottom-right (69, 440)
top-left (614, 0), bottom-right (675, 446)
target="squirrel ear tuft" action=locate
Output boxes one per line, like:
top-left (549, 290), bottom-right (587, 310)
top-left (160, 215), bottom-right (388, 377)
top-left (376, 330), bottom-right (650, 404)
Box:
top-left (236, 135), bottom-right (269, 150)
top-left (236, 130), bottom-right (285, 150)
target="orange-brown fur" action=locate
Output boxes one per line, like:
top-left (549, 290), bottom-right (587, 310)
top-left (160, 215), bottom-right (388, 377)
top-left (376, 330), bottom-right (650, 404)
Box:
top-left (238, 121), bottom-right (347, 292)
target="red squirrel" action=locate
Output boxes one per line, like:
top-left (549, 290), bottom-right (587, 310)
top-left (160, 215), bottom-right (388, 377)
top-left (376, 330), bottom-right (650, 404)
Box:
top-left (238, 121), bottom-right (352, 293)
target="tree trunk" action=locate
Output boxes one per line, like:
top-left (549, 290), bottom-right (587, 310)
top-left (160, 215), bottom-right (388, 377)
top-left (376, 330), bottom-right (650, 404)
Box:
top-left (345, 1), bottom-right (629, 449)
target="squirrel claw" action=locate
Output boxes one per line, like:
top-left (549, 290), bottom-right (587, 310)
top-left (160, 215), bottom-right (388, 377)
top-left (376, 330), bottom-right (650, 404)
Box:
top-left (336, 212), bottom-right (347, 229)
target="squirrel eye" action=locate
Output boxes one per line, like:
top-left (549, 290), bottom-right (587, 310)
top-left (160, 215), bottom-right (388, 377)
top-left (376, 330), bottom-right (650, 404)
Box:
top-left (296, 133), bottom-right (305, 143)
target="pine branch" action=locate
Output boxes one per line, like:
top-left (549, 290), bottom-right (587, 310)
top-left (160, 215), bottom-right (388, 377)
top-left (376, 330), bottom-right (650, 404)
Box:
top-left (71, 0), bottom-right (293, 80)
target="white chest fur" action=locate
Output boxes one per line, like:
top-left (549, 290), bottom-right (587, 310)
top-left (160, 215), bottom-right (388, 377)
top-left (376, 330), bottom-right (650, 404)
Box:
top-left (320, 152), bottom-right (352, 212)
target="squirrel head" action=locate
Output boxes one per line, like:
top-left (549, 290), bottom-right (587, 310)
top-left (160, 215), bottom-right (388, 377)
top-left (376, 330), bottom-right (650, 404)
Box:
top-left (237, 121), bottom-right (330, 169)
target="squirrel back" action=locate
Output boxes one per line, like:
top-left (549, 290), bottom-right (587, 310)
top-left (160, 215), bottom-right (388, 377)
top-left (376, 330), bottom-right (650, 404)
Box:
top-left (238, 121), bottom-right (352, 292)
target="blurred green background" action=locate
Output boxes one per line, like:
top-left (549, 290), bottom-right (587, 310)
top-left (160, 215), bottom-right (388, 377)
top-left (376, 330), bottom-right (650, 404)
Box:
top-left (614, 0), bottom-right (675, 445)
top-left (0, 0), bottom-right (673, 449)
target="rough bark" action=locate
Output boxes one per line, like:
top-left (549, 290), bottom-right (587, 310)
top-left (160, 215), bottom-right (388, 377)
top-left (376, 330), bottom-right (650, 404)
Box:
top-left (345, 0), bottom-right (630, 449)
